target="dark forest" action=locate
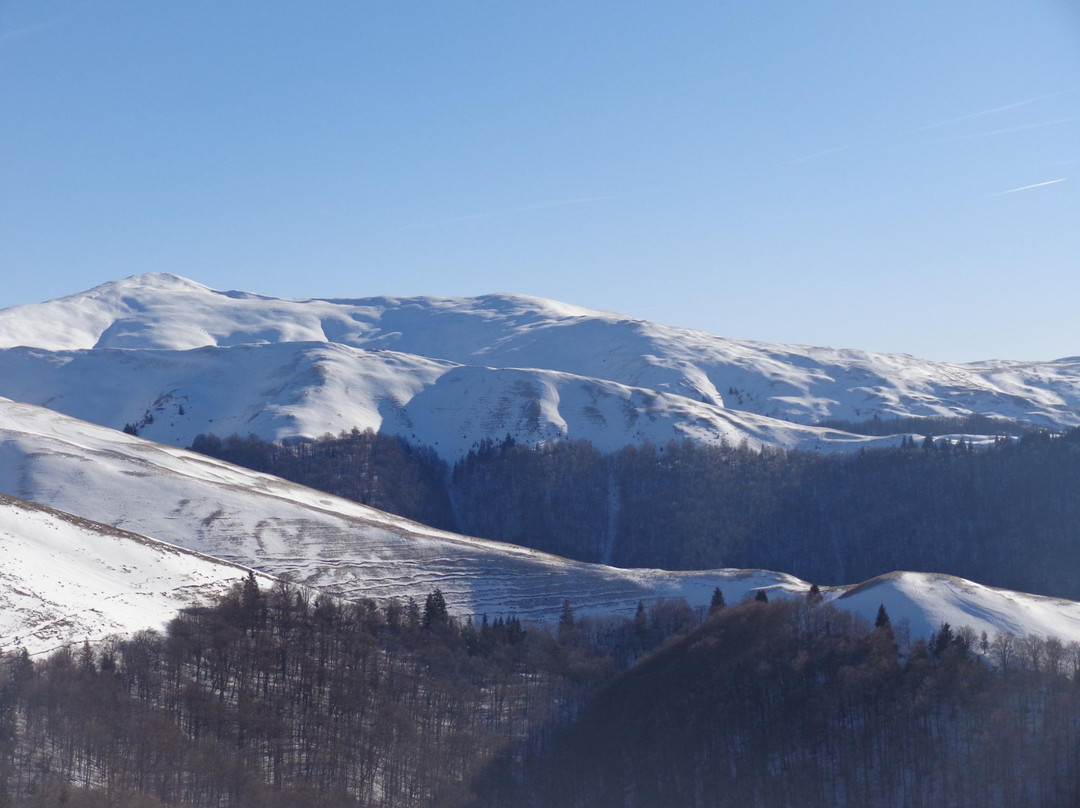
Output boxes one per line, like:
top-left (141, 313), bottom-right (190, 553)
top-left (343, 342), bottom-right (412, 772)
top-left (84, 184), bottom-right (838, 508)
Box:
top-left (193, 426), bottom-right (1080, 599)
top-left (4, 580), bottom-right (1080, 807)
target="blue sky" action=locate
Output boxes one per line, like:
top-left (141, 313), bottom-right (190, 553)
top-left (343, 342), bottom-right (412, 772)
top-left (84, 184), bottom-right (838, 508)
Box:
top-left (1, 0), bottom-right (1077, 362)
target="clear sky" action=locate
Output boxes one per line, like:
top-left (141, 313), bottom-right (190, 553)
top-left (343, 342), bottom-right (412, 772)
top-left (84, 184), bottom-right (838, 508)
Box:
top-left (1, 0), bottom-right (1077, 362)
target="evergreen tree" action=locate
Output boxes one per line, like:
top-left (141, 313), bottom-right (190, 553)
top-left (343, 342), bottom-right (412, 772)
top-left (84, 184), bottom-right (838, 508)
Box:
top-left (709, 587), bottom-right (726, 614)
top-left (423, 588), bottom-right (449, 630)
top-left (559, 598), bottom-right (575, 628)
top-left (931, 622), bottom-right (954, 657)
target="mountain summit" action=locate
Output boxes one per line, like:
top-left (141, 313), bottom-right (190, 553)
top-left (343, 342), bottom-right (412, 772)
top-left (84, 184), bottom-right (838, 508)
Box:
top-left (0, 274), bottom-right (1077, 459)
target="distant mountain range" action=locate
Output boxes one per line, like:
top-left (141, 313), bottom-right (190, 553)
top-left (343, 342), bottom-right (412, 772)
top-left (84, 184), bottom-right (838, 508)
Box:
top-left (3, 274), bottom-right (1080, 654)
top-left (1, 273), bottom-right (1077, 460)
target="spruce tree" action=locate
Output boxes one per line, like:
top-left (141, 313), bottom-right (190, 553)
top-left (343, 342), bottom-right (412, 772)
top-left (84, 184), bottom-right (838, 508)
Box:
top-left (423, 588), bottom-right (449, 629)
top-left (709, 587), bottom-right (726, 614)
top-left (559, 598), bottom-right (575, 628)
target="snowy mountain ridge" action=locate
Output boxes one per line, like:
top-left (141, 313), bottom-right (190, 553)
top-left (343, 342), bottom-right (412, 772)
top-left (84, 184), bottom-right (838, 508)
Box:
top-left (0, 273), bottom-right (1076, 460)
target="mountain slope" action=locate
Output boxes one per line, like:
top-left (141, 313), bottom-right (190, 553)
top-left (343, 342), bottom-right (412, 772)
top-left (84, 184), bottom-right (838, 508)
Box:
top-left (2, 274), bottom-right (1076, 462)
top-left (831, 571), bottom-right (1080, 646)
top-left (0, 342), bottom-right (899, 459)
top-left (0, 398), bottom-right (804, 621)
top-left (3, 399), bottom-right (1080, 652)
top-left (0, 493), bottom-right (264, 656)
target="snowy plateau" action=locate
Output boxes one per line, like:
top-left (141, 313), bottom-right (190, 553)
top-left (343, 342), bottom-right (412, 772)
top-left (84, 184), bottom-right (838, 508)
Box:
top-left (2, 273), bottom-right (1080, 653)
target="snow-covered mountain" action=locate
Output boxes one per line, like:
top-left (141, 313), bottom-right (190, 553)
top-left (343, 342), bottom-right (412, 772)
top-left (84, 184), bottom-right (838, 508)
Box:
top-left (0, 492), bottom-right (267, 656)
top-left (4, 398), bottom-right (1080, 656)
top-left (0, 273), bottom-right (1076, 460)
top-left (0, 342), bottom-right (901, 460)
top-left (4, 275), bottom-right (1080, 656)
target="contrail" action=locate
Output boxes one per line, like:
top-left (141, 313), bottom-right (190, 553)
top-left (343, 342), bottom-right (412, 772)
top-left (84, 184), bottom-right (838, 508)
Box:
top-left (391, 195), bottom-right (617, 234)
top-left (0, 20), bottom-right (58, 44)
top-left (993, 178), bottom-right (1066, 196)
top-left (918, 116), bottom-right (1080, 146)
top-left (0, 2), bottom-right (91, 47)
top-left (788, 144), bottom-right (851, 165)
top-left (912, 89), bottom-right (1077, 133)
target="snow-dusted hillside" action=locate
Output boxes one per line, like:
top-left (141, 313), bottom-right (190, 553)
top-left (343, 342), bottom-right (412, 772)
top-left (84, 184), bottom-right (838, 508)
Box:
top-left (4, 399), bottom-right (1080, 654)
top-left (830, 571), bottom-right (1080, 647)
top-left (0, 493), bottom-right (265, 656)
top-left (0, 398), bottom-right (807, 622)
top-left (0, 274), bottom-right (1076, 461)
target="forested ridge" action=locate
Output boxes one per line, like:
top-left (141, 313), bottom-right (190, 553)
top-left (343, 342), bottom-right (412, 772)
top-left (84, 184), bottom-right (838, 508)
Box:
top-left (4, 582), bottom-right (1080, 807)
top-left (0, 576), bottom-right (687, 807)
top-left (193, 425), bottom-right (1080, 600)
top-left (498, 597), bottom-right (1080, 808)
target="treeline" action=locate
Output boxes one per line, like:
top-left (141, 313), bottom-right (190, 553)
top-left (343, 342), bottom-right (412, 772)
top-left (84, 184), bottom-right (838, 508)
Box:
top-left (0, 577), bottom-right (693, 808)
top-left (477, 598), bottom-right (1080, 808)
top-left (191, 430), bottom-right (457, 530)
top-left (816, 412), bottom-right (1035, 437)
top-left (191, 427), bottom-right (1080, 600)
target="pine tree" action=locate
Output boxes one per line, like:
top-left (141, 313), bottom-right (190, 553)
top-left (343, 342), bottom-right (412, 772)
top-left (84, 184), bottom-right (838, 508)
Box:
top-left (241, 570), bottom-right (260, 610)
top-left (559, 598), bottom-right (575, 628)
top-left (558, 599), bottom-right (576, 643)
top-left (709, 587), bottom-right (726, 615)
top-left (423, 588), bottom-right (449, 630)
top-left (931, 622), bottom-right (954, 657)
top-left (875, 604), bottom-right (891, 629)
top-left (241, 570), bottom-right (263, 632)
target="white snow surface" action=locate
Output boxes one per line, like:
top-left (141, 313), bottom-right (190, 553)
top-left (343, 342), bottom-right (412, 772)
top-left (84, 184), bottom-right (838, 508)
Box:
top-left (0, 493), bottom-right (264, 656)
top-left (0, 273), bottom-right (1075, 460)
top-left (4, 399), bottom-right (1080, 654)
top-left (0, 343), bottom-right (899, 460)
top-left (831, 571), bottom-right (1080, 648)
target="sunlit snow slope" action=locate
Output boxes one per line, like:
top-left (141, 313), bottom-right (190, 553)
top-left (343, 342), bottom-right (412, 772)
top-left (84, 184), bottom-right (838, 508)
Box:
top-left (0, 343), bottom-right (895, 460)
top-left (0, 493), bottom-right (265, 656)
top-left (830, 572), bottom-right (1080, 646)
top-left (1, 274), bottom-right (1076, 460)
top-left (0, 398), bottom-right (804, 622)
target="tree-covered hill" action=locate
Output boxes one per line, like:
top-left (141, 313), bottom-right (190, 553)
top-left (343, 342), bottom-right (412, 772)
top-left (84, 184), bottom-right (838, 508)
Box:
top-left (482, 598), bottom-right (1080, 808)
top-left (7, 585), bottom-right (1080, 808)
